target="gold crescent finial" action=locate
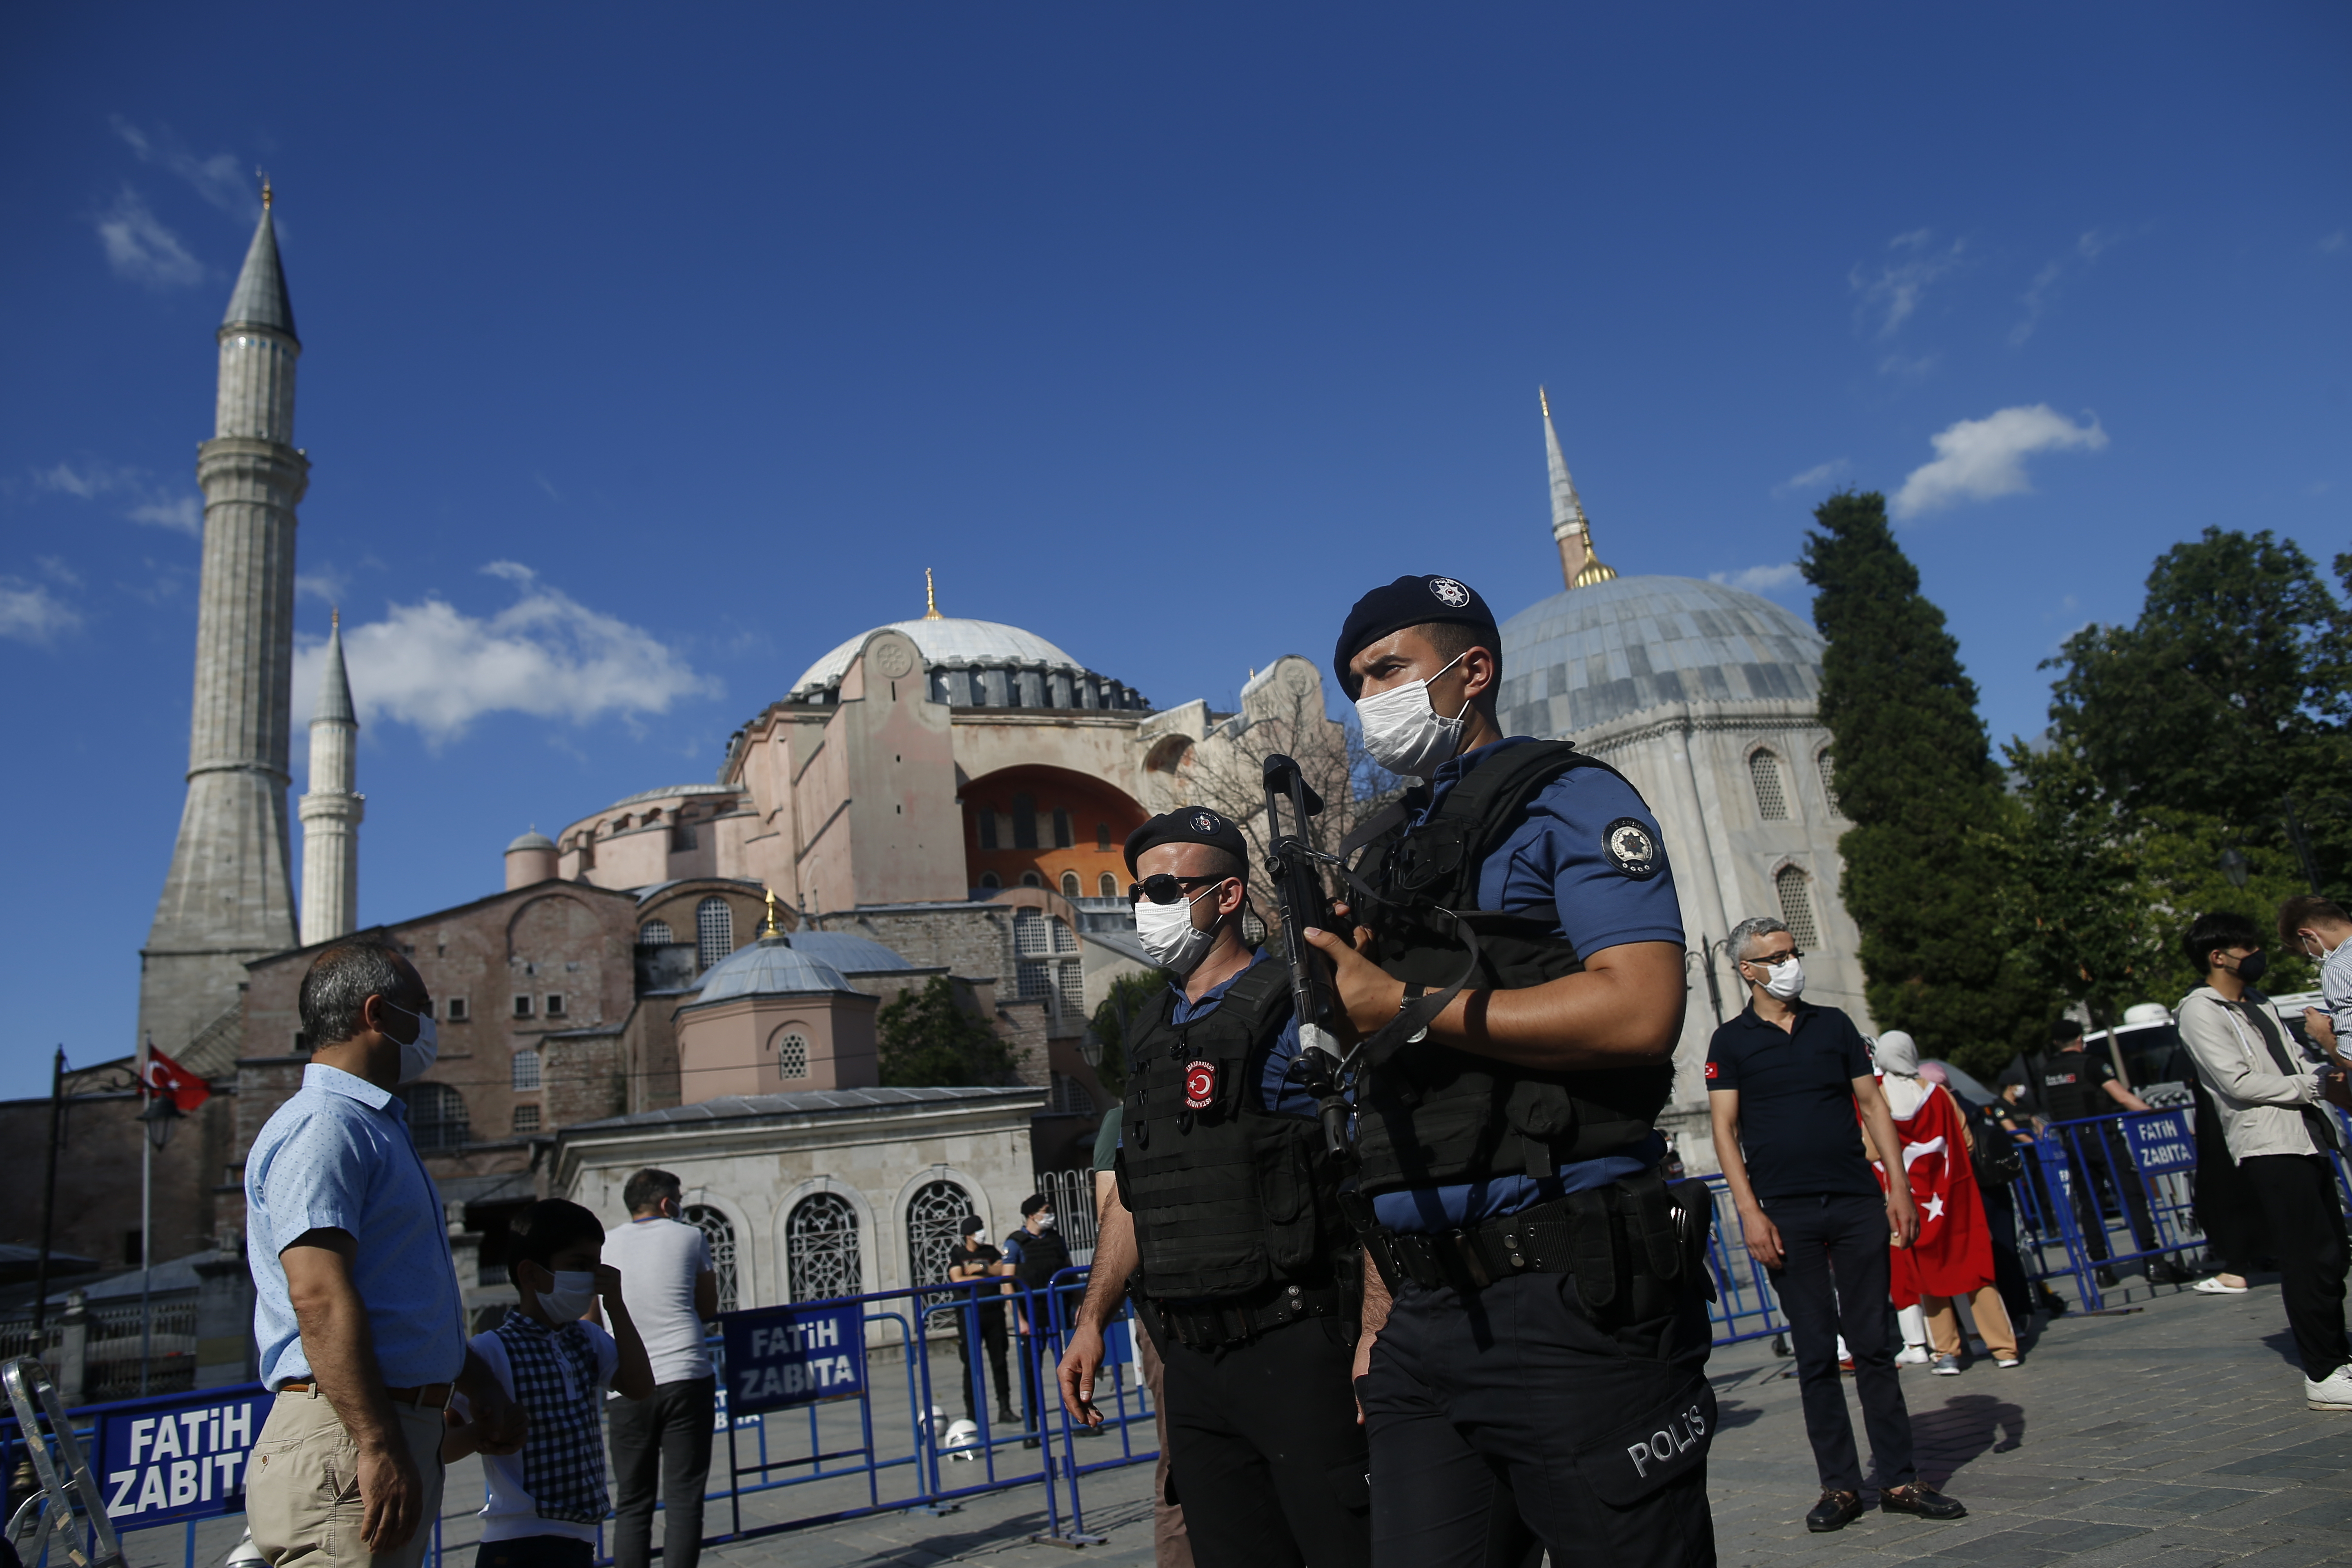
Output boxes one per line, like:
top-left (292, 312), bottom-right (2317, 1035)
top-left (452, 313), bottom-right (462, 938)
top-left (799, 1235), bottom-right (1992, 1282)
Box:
top-left (330, 605), bottom-right (339, 632)
top-left (761, 886), bottom-right (783, 936)
top-left (922, 567), bottom-right (944, 620)
top-left (259, 170), bottom-right (273, 210)
top-left (1539, 386), bottom-right (1551, 420)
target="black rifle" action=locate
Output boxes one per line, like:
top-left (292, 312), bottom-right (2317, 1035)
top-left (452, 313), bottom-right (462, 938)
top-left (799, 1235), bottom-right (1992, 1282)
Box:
top-left (1262, 754), bottom-right (1353, 1157)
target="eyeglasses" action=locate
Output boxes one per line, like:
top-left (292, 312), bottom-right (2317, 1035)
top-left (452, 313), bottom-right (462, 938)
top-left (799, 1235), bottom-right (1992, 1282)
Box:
top-left (1128, 874), bottom-right (1229, 906)
top-left (1739, 948), bottom-right (1802, 968)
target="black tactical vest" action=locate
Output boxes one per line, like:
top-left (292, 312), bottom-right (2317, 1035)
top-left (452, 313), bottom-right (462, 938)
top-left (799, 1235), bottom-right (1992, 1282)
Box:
top-left (1352, 740), bottom-right (1674, 1197)
top-left (1118, 960), bottom-right (1353, 1301)
top-left (2026, 1050), bottom-right (2104, 1122)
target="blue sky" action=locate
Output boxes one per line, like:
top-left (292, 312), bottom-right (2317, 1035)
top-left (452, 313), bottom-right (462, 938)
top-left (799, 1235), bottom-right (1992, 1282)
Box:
top-left (3, 5), bottom-right (2345, 1098)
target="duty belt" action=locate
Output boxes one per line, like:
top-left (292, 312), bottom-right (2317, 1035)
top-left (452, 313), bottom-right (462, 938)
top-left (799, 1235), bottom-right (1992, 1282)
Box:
top-left (1150, 1281), bottom-right (1341, 1351)
top-left (1353, 1177), bottom-right (1713, 1312)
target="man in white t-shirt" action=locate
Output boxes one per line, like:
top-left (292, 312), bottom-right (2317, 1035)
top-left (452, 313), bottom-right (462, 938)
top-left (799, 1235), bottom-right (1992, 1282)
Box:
top-left (599, 1170), bottom-right (720, 1568)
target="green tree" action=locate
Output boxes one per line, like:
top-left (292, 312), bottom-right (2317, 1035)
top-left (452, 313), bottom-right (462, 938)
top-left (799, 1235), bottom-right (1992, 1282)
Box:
top-left (876, 977), bottom-right (1027, 1087)
top-left (1085, 968), bottom-right (1171, 1100)
top-left (1800, 491), bottom-right (2050, 1077)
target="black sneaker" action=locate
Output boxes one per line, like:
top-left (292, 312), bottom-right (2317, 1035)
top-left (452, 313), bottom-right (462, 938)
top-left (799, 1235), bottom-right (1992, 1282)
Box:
top-left (2038, 1287), bottom-right (2070, 1317)
top-left (1881, 1483), bottom-right (1967, 1520)
top-left (2095, 1265), bottom-right (2117, 1288)
top-left (1806, 1490), bottom-right (1865, 1532)
top-left (997, 1406), bottom-right (1019, 1427)
top-left (2147, 1257), bottom-right (2192, 1285)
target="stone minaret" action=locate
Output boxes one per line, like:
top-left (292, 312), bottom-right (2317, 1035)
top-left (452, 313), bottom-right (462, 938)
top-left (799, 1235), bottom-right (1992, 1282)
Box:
top-left (299, 609), bottom-right (362, 945)
top-left (138, 186), bottom-right (309, 1054)
top-left (1542, 387), bottom-right (1617, 590)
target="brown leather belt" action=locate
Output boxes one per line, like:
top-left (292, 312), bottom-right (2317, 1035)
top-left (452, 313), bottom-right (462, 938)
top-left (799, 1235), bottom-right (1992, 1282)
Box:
top-left (275, 1380), bottom-right (452, 1410)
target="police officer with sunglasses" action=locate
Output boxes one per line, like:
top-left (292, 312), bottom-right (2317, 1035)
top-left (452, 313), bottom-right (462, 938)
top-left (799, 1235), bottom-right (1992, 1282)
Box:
top-left (1300, 574), bottom-right (1715, 1568)
top-left (1058, 808), bottom-right (1372, 1568)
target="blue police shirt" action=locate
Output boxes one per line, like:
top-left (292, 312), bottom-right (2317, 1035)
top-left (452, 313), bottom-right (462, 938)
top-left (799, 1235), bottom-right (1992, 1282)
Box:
top-left (1372, 737), bottom-right (1683, 1233)
top-left (1116, 950), bottom-right (1323, 1133)
top-left (245, 1063), bottom-right (468, 1389)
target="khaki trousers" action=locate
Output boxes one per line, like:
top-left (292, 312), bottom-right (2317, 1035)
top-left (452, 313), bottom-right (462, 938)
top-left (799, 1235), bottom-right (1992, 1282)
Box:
top-left (247, 1388), bottom-right (448, 1568)
top-left (1924, 1285), bottom-right (2018, 1360)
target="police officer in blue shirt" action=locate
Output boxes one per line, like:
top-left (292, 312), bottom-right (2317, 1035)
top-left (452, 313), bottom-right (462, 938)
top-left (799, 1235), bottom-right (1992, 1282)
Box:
top-left (1303, 575), bottom-right (1715, 1568)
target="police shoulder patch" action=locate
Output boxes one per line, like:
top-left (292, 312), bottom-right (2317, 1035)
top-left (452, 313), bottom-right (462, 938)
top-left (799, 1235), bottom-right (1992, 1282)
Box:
top-left (1602, 817), bottom-right (1662, 879)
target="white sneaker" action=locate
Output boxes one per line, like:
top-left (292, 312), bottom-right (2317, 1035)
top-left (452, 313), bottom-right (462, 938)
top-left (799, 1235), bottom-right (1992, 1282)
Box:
top-left (2192, 1275), bottom-right (2249, 1295)
top-left (1995, 1357), bottom-right (2021, 1368)
top-left (2306, 1365), bottom-right (2352, 1411)
top-left (1931, 1354), bottom-right (1962, 1376)
top-left (1895, 1344), bottom-right (1931, 1366)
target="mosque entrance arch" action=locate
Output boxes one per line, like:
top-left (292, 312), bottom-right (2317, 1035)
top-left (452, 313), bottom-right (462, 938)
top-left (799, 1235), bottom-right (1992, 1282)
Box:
top-left (961, 764), bottom-right (1146, 901)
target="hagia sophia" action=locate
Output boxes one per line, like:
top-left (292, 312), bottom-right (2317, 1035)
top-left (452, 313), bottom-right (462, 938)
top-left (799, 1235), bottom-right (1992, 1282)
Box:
top-left (1, 196), bottom-right (1867, 1362)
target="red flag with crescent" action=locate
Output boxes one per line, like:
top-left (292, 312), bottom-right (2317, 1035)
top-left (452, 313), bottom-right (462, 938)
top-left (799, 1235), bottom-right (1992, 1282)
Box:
top-left (142, 1045), bottom-right (212, 1113)
top-left (1864, 1082), bottom-right (1993, 1306)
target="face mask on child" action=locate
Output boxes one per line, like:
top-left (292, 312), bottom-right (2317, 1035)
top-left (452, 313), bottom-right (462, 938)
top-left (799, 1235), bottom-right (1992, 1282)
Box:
top-left (533, 1269), bottom-right (598, 1323)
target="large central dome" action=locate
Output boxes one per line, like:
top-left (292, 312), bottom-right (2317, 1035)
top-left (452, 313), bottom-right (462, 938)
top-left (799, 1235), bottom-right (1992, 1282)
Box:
top-left (787, 616), bottom-right (1148, 711)
top-left (790, 617), bottom-right (1083, 697)
top-left (1497, 574), bottom-right (1823, 738)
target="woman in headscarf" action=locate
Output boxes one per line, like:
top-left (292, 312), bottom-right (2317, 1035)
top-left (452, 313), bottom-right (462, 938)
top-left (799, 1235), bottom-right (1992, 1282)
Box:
top-left (1870, 1031), bottom-right (2020, 1372)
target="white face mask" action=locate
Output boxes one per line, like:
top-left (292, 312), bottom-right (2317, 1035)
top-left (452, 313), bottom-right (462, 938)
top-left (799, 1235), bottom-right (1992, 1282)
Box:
top-left (1760, 956), bottom-right (1806, 1001)
top-left (1356, 652), bottom-right (1470, 779)
top-left (385, 1001), bottom-right (439, 1084)
top-left (534, 1269), bottom-right (598, 1323)
top-left (1035, 1212), bottom-right (1056, 1230)
top-left (1136, 884), bottom-right (1220, 975)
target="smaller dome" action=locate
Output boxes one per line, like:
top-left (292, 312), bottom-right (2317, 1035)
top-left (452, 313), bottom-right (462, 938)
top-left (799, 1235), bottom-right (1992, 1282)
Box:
top-left (787, 931), bottom-right (916, 973)
top-left (694, 936), bottom-right (862, 1001)
top-left (506, 830), bottom-right (556, 853)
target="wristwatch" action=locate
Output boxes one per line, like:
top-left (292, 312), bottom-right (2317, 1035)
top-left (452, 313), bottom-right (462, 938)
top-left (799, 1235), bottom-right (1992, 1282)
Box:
top-left (1399, 982), bottom-right (1429, 1044)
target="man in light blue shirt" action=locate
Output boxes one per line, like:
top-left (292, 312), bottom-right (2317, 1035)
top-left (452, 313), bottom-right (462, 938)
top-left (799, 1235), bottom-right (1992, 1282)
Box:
top-left (244, 943), bottom-right (524, 1568)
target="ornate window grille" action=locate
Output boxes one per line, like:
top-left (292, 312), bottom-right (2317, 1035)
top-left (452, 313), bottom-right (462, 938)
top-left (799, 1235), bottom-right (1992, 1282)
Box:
top-left (684, 1204), bottom-right (738, 1315)
top-left (904, 1180), bottom-right (975, 1327)
top-left (696, 897), bottom-right (733, 970)
top-left (639, 920), bottom-right (674, 946)
top-left (1014, 910), bottom-right (1051, 956)
top-left (1750, 750), bottom-right (1789, 821)
top-left (511, 1104), bottom-right (540, 1134)
top-left (1775, 865), bottom-right (1819, 948)
top-left (510, 1050), bottom-right (540, 1090)
top-left (774, 1031), bottom-right (810, 1080)
top-left (786, 1193), bottom-right (861, 1302)
top-left (1818, 750), bottom-right (1841, 816)
top-left (399, 1083), bottom-right (468, 1151)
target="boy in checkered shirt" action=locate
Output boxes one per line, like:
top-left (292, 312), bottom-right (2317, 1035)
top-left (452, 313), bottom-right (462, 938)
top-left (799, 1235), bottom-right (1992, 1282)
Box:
top-left (446, 1201), bottom-right (655, 1568)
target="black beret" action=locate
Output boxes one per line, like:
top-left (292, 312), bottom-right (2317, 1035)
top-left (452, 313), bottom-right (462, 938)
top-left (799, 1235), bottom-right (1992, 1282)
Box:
top-left (1123, 806), bottom-right (1249, 875)
top-left (1333, 574), bottom-right (1499, 698)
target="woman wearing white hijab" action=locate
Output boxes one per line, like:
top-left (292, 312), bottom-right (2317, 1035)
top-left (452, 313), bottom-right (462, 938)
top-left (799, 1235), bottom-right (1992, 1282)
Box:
top-left (1872, 1031), bottom-right (2020, 1372)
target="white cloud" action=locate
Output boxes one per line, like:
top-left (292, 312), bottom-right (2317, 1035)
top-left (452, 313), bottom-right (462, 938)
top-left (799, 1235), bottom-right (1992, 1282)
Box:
top-left (111, 118), bottom-right (251, 215)
top-left (2323, 230), bottom-right (2348, 256)
top-left (35, 461), bottom-right (203, 534)
top-left (0, 578), bottom-right (82, 646)
top-left (126, 495), bottom-right (202, 535)
top-left (296, 566), bottom-right (350, 605)
top-left (94, 187), bottom-right (205, 288)
top-left (294, 563), bottom-right (718, 745)
top-left (1774, 459), bottom-right (1849, 496)
top-left (2012, 229), bottom-right (2129, 345)
top-left (35, 461), bottom-right (132, 499)
top-left (1850, 230), bottom-right (1968, 339)
top-left (34, 556), bottom-right (80, 587)
top-left (1891, 404), bottom-right (2108, 519)
top-left (1710, 563), bottom-right (1803, 594)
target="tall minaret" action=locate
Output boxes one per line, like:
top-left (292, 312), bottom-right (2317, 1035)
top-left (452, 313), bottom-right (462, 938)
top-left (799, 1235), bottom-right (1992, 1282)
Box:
top-left (138, 184), bottom-right (309, 1054)
top-left (1541, 387), bottom-right (1617, 590)
top-left (299, 609), bottom-right (362, 945)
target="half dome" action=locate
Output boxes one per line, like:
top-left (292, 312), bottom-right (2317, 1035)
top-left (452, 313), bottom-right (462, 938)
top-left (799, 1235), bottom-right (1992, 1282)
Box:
top-left (1497, 574), bottom-right (1823, 738)
top-left (692, 936), bottom-right (862, 1002)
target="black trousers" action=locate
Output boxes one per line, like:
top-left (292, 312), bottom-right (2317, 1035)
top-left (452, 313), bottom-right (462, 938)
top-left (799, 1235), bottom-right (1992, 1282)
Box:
top-left (475, 1539), bottom-right (593, 1568)
top-left (1761, 1192), bottom-right (1913, 1494)
top-left (608, 1376), bottom-right (715, 1568)
top-left (1978, 1180), bottom-right (2034, 1325)
top-left (2240, 1154), bottom-right (2351, 1381)
top-left (2060, 1132), bottom-right (2156, 1263)
top-left (1359, 1270), bottom-right (1715, 1568)
top-left (955, 1302), bottom-right (1012, 1419)
top-left (1157, 1316), bottom-right (1372, 1568)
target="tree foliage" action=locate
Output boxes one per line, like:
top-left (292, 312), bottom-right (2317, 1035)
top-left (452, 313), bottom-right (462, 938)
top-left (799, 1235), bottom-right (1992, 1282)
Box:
top-left (1084, 967), bottom-right (1171, 1100)
top-left (876, 977), bottom-right (1026, 1087)
top-left (1800, 491), bottom-right (2048, 1077)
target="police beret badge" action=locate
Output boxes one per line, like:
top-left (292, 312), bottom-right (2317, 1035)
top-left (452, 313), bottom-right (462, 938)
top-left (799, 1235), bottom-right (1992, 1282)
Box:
top-left (1183, 1060), bottom-right (1217, 1111)
top-left (1427, 576), bottom-right (1471, 608)
top-left (1603, 817), bottom-right (1662, 879)
top-left (1189, 810), bottom-right (1221, 834)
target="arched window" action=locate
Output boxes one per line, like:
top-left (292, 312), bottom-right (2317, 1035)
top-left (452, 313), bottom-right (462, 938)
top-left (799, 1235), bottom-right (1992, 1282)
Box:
top-left (399, 1083), bottom-right (468, 1151)
top-left (1052, 808), bottom-right (1073, 848)
top-left (510, 1049), bottom-right (541, 1090)
top-left (683, 1204), bottom-right (738, 1315)
top-left (1020, 870), bottom-right (1043, 888)
top-left (773, 1030), bottom-right (810, 1080)
top-left (1014, 909), bottom-right (1050, 956)
top-left (696, 897), bottom-right (733, 969)
top-left (1060, 872), bottom-right (1082, 898)
top-left (786, 1193), bottom-right (862, 1302)
top-left (1012, 793), bottom-right (1039, 849)
top-left (978, 810), bottom-right (999, 850)
top-left (1096, 823), bottom-right (1111, 851)
top-left (1749, 750), bottom-right (1789, 821)
top-left (639, 920), bottom-right (674, 946)
top-left (978, 871), bottom-right (1002, 890)
top-left (1099, 872), bottom-right (1117, 898)
top-left (1818, 750), bottom-right (1841, 815)
top-left (1775, 865), bottom-right (1819, 948)
top-left (905, 1180), bottom-right (975, 1324)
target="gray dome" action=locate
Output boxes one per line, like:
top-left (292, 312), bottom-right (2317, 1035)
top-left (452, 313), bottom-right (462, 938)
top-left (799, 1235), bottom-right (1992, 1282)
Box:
top-left (786, 617), bottom-right (1148, 712)
top-left (693, 936), bottom-right (861, 1001)
top-left (786, 931), bottom-right (916, 973)
top-left (1497, 575), bottom-right (1823, 739)
top-left (506, 829), bottom-right (556, 853)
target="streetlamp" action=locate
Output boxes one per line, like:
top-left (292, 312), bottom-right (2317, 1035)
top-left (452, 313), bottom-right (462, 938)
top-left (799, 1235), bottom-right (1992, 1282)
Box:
top-left (136, 1094), bottom-right (183, 1396)
top-left (2219, 848), bottom-right (2251, 890)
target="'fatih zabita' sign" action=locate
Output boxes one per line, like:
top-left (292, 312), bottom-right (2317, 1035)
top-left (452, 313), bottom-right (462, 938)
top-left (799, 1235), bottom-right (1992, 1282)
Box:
top-left (93, 1386), bottom-right (274, 1526)
top-left (2121, 1109), bottom-right (2197, 1175)
top-left (719, 1303), bottom-right (866, 1415)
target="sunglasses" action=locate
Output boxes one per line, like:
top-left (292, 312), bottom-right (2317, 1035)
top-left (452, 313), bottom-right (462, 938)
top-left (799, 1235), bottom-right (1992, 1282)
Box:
top-left (1128, 873), bottom-right (1230, 906)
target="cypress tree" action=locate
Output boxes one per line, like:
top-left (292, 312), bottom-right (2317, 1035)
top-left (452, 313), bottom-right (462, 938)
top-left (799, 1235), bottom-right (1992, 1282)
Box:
top-left (1800, 491), bottom-right (2046, 1075)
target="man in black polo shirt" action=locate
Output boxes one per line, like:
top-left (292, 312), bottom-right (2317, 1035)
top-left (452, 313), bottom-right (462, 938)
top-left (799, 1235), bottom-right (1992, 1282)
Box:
top-left (1999, 1019), bottom-right (2188, 1289)
top-left (1707, 916), bottom-right (1966, 1532)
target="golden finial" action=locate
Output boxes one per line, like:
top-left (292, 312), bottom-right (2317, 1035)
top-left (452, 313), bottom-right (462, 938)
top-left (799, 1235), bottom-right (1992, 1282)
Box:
top-left (258, 170), bottom-right (273, 210)
top-left (1539, 385), bottom-right (1551, 420)
top-left (330, 605), bottom-right (340, 632)
top-left (761, 886), bottom-right (783, 936)
top-left (922, 568), bottom-right (944, 621)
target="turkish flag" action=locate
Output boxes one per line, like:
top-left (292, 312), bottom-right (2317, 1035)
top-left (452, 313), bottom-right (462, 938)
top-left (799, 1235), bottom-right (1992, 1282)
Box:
top-left (1864, 1082), bottom-right (1994, 1306)
top-left (142, 1045), bottom-right (212, 1113)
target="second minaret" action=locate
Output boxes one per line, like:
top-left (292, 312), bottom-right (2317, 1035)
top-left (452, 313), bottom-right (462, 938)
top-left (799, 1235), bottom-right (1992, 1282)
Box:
top-left (299, 609), bottom-right (363, 944)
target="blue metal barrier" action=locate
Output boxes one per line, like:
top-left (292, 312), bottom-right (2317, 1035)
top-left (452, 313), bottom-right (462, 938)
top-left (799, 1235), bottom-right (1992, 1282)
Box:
top-left (1695, 1177), bottom-right (1788, 1347)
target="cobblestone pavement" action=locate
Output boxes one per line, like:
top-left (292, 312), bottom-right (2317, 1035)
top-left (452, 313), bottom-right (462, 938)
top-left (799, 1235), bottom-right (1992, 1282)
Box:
top-left (118, 1272), bottom-right (2352, 1568)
